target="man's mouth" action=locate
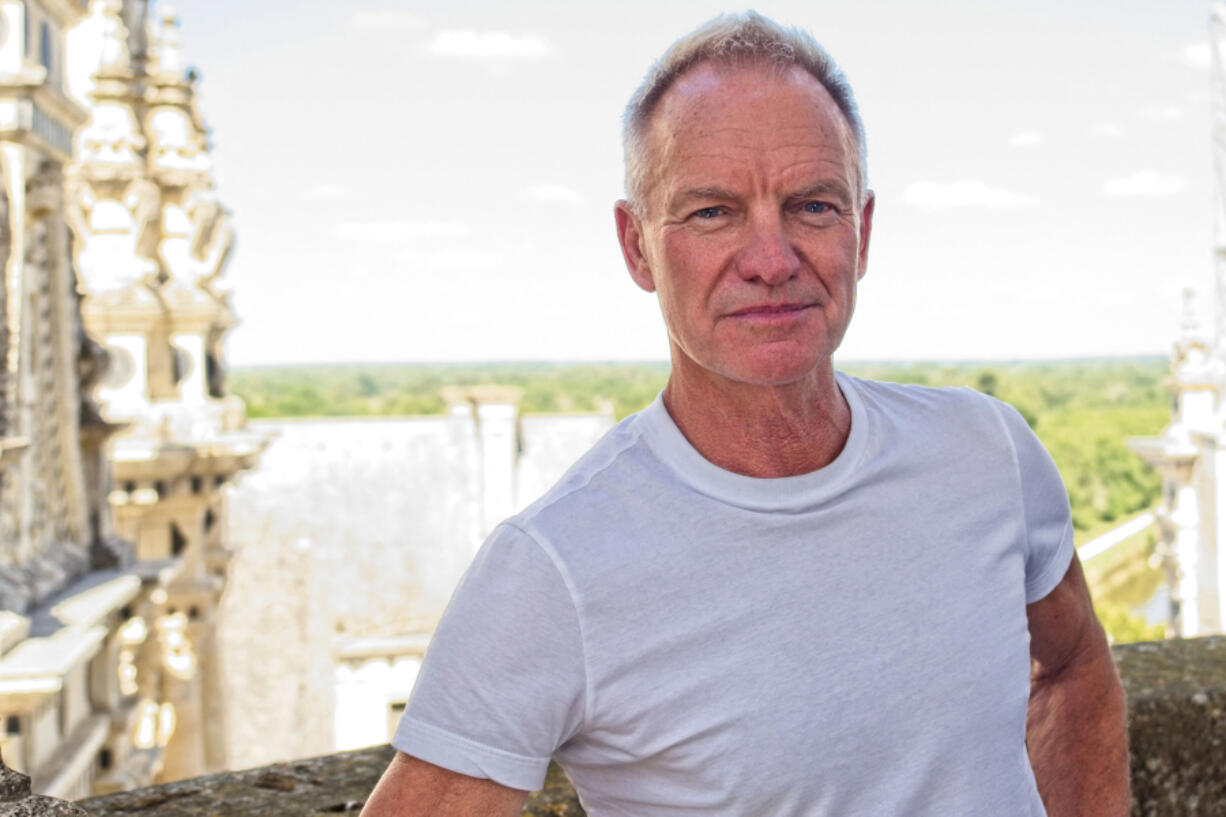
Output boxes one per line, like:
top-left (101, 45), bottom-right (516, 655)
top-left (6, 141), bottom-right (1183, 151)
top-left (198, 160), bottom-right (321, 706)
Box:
top-left (726, 303), bottom-right (814, 318)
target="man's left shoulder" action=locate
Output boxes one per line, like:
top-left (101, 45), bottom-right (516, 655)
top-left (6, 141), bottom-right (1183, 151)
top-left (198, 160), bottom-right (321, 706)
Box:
top-left (841, 373), bottom-right (1037, 457)
top-left (844, 373), bottom-right (1003, 425)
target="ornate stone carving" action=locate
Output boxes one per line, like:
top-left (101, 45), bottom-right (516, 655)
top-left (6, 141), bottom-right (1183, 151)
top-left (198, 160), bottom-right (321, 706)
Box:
top-left (147, 5), bottom-right (185, 84)
top-left (184, 189), bottom-right (232, 302)
top-left (121, 0), bottom-right (151, 74)
top-left (66, 177), bottom-right (161, 298)
top-left (97, 0), bottom-right (132, 75)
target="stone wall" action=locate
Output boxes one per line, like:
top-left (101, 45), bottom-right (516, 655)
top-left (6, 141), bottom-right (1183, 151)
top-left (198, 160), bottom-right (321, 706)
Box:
top-left (1117, 636), bottom-right (1226, 815)
top-left (1, 636), bottom-right (1219, 816)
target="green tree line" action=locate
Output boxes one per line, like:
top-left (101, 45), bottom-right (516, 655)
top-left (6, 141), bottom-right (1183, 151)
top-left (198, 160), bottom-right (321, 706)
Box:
top-left (230, 358), bottom-right (1168, 535)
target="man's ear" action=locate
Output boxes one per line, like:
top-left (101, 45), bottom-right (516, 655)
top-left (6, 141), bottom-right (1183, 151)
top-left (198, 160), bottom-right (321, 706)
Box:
top-left (856, 190), bottom-right (875, 281)
top-left (615, 200), bottom-right (656, 293)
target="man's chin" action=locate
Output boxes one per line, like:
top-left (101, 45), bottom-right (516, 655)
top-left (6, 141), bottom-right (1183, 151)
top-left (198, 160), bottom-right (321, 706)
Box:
top-left (719, 349), bottom-right (836, 390)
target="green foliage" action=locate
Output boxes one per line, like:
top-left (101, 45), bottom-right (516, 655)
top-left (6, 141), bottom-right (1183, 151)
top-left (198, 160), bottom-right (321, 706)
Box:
top-left (1084, 529), bottom-right (1167, 644)
top-left (841, 359), bottom-right (1167, 531)
top-left (1095, 605), bottom-right (1166, 644)
top-left (230, 362), bottom-right (670, 422)
top-left (231, 357), bottom-right (1170, 536)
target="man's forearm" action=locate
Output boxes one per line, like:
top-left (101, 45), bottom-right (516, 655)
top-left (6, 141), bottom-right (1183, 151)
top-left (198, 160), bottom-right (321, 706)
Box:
top-left (1026, 645), bottom-right (1130, 817)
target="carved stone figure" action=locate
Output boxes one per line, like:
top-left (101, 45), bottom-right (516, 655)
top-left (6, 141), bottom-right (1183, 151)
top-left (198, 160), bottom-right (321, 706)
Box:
top-left (147, 5), bottom-right (184, 83)
top-left (76, 103), bottom-right (145, 172)
top-left (185, 189), bottom-right (233, 299)
top-left (146, 106), bottom-right (209, 178)
top-left (65, 177), bottom-right (160, 296)
top-left (96, 0), bottom-right (131, 74)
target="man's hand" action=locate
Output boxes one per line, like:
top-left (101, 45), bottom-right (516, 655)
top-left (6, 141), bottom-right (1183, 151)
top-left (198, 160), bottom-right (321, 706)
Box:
top-left (1026, 555), bottom-right (1130, 817)
top-left (359, 752), bottom-right (527, 817)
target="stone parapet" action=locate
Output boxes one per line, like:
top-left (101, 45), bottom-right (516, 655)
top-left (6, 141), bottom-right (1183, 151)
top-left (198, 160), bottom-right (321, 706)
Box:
top-left (78, 748), bottom-right (583, 815)
top-left (0, 636), bottom-right (1213, 816)
top-left (1116, 636), bottom-right (1226, 815)
top-left (1, 761), bottom-right (88, 816)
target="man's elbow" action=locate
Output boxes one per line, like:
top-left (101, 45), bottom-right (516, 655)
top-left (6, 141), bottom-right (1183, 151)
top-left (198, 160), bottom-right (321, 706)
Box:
top-left (360, 752), bottom-right (528, 817)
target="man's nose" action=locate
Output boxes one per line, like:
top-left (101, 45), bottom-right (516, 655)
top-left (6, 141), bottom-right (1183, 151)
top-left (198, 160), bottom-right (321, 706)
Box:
top-left (734, 213), bottom-right (801, 285)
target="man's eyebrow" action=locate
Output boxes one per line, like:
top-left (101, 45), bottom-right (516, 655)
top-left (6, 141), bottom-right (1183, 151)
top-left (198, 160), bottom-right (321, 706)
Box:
top-left (671, 186), bottom-right (739, 204)
top-left (790, 181), bottom-right (852, 201)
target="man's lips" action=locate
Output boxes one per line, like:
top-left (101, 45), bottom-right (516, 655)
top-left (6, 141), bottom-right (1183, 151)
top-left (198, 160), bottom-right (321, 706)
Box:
top-left (725, 302), bottom-right (816, 318)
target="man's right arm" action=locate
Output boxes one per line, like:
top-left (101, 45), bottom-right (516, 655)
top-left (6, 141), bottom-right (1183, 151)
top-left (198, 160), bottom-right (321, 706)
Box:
top-left (360, 752), bottom-right (527, 817)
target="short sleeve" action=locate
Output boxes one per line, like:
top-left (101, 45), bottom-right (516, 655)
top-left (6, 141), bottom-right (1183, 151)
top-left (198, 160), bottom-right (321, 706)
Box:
top-left (392, 523), bottom-right (586, 791)
top-left (991, 399), bottom-right (1075, 603)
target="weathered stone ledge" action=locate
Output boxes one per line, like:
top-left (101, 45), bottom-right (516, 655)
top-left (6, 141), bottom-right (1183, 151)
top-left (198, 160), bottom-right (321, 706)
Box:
top-left (2, 761), bottom-right (88, 816)
top-left (77, 748), bottom-right (581, 817)
top-left (2, 636), bottom-right (1221, 816)
top-left (1115, 636), bottom-right (1226, 816)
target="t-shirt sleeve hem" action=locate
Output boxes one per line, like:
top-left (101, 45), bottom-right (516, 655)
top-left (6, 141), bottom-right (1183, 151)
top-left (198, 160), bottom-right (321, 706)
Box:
top-left (390, 715), bottom-right (550, 792)
top-left (1024, 523), bottom-right (1075, 604)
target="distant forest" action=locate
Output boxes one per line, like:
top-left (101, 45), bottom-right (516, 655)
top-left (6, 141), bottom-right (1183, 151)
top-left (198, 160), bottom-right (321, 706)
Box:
top-left (229, 358), bottom-right (1169, 538)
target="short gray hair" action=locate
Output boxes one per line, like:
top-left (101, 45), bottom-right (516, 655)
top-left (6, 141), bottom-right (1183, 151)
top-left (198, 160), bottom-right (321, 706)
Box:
top-left (622, 11), bottom-right (868, 214)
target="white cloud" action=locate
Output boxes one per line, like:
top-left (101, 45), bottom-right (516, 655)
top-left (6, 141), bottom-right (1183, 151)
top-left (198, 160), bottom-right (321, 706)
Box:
top-left (521, 184), bottom-right (585, 204)
top-left (1138, 105), bottom-right (1184, 121)
top-left (334, 220), bottom-right (470, 242)
top-left (398, 249), bottom-right (505, 271)
top-left (1102, 170), bottom-right (1186, 197)
top-left (1008, 131), bottom-right (1042, 148)
top-left (428, 30), bottom-right (557, 62)
top-left (1182, 42), bottom-right (1211, 71)
top-left (1089, 122), bottom-right (1126, 139)
top-left (306, 183), bottom-right (345, 201)
top-left (350, 11), bottom-right (426, 31)
top-left (902, 180), bottom-right (1039, 209)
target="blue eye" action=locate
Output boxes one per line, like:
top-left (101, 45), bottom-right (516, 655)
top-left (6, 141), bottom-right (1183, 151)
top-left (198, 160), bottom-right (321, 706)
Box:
top-left (694, 207), bottom-right (723, 219)
top-left (803, 201), bottom-right (831, 214)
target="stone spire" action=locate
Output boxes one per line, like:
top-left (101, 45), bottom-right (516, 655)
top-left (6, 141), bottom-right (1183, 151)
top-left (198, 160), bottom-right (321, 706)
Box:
top-left (144, 5), bottom-right (210, 189)
top-left (1211, 2), bottom-right (1226, 361)
top-left (121, 0), bottom-right (151, 72)
top-left (95, 0), bottom-right (130, 75)
top-left (72, 0), bottom-right (145, 177)
top-left (148, 4), bottom-right (185, 85)
top-left (66, 0), bottom-right (157, 302)
top-left (1181, 287), bottom-right (1206, 345)
top-left (1169, 287), bottom-right (1217, 436)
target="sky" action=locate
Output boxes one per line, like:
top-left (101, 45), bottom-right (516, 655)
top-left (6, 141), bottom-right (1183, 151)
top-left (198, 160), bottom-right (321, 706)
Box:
top-left (164, 0), bottom-right (1214, 366)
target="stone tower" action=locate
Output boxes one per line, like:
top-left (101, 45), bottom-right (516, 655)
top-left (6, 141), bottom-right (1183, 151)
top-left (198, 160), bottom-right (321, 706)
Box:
top-left (0, 0), bottom-right (151, 801)
top-left (0, 0), bottom-right (263, 797)
top-left (63, 0), bottom-right (267, 781)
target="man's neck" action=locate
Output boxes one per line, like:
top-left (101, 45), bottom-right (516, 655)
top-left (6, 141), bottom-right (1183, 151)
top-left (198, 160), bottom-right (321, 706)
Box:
top-left (661, 359), bottom-right (851, 479)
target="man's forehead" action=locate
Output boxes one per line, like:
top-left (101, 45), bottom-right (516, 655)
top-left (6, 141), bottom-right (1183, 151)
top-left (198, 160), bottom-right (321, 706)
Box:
top-left (641, 61), bottom-right (858, 198)
top-left (651, 61), bottom-right (847, 137)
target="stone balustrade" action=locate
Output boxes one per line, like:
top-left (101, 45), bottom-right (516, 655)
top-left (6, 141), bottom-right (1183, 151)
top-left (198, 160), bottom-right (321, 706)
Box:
top-left (0, 636), bottom-right (1221, 816)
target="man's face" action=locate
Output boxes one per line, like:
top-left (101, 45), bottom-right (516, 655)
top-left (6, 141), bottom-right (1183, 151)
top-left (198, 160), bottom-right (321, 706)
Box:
top-left (616, 62), bottom-right (874, 389)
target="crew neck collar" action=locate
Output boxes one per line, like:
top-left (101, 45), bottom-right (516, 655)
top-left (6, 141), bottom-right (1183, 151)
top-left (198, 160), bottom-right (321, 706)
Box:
top-left (635, 371), bottom-right (868, 512)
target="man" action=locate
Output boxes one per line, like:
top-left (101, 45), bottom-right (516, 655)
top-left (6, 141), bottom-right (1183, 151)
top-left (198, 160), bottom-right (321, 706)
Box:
top-left (362, 12), bottom-right (1130, 817)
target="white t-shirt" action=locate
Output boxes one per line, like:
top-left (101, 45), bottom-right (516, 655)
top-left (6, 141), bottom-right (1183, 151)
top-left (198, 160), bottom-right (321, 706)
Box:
top-left (394, 374), bottom-right (1073, 816)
